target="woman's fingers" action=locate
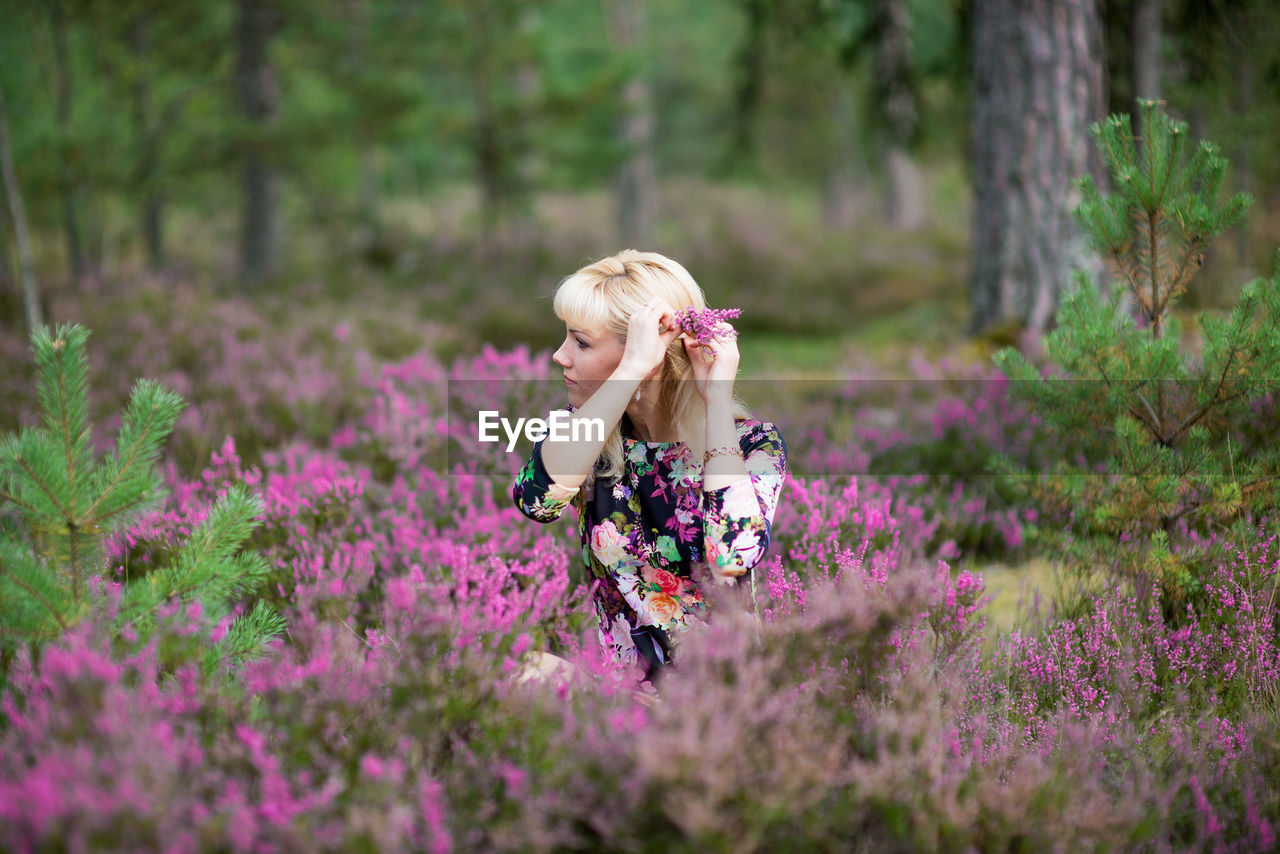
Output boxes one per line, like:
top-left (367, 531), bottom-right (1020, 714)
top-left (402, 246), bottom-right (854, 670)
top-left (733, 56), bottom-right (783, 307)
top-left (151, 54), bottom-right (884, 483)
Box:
top-left (638, 300), bottom-right (682, 346)
top-left (654, 303), bottom-right (679, 334)
top-left (624, 299), bottom-right (685, 374)
top-left (687, 337), bottom-right (717, 359)
top-left (658, 315), bottom-right (682, 342)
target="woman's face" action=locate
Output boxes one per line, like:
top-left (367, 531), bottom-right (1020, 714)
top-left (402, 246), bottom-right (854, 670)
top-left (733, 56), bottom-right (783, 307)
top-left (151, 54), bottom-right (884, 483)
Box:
top-left (553, 322), bottom-right (625, 408)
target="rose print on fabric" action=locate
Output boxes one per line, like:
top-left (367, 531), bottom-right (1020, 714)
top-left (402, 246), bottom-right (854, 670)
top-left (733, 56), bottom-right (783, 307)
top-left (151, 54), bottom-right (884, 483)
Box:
top-left (590, 519), bottom-right (630, 567)
top-left (643, 565), bottom-right (683, 596)
top-left (643, 593), bottom-right (683, 626)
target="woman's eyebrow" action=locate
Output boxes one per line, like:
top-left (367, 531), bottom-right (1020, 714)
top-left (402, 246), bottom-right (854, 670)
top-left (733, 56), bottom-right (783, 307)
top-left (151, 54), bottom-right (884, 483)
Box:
top-left (567, 327), bottom-right (592, 338)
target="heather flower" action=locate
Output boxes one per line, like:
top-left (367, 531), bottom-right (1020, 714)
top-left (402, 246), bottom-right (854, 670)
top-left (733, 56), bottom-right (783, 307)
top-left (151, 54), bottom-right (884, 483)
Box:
top-left (673, 306), bottom-right (741, 344)
top-left (6, 287), bottom-right (1280, 852)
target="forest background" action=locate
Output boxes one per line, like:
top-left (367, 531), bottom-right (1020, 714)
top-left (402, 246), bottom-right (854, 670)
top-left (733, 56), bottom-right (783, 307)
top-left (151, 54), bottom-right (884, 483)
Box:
top-left (4, 0), bottom-right (1278, 349)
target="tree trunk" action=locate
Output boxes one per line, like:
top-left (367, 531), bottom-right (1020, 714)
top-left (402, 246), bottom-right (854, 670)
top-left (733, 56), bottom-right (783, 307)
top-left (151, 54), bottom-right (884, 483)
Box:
top-left (0, 204), bottom-right (12, 314)
top-left (884, 146), bottom-right (925, 229)
top-left (130, 13), bottom-right (165, 270)
top-left (509, 7), bottom-right (541, 248)
top-left (872, 0), bottom-right (925, 229)
top-left (1228, 6), bottom-right (1251, 266)
top-left (142, 195), bottom-right (164, 270)
top-left (724, 0), bottom-right (768, 173)
top-left (466, 2), bottom-right (504, 254)
top-left (358, 151), bottom-right (381, 236)
top-left (0, 85), bottom-right (44, 333)
top-left (1131, 0), bottom-right (1160, 136)
top-left (466, 2), bottom-right (538, 255)
top-left (605, 0), bottom-right (657, 247)
top-left (50, 0), bottom-right (86, 282)
top-left (235, 0), bottom-right (282, 283)
top-left (969, 0), bottom-right (1105, 340)
top-left (821, 76), bottom-right (861, 230)
top-left (470, 23), bottom-right (502, 255)
top-left (351, 0), bottom-right (382, 240)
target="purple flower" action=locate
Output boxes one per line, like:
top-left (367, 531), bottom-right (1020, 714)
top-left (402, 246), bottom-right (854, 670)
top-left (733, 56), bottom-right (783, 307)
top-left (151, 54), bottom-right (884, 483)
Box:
top-left (674, 306), bottom-right (741, 344)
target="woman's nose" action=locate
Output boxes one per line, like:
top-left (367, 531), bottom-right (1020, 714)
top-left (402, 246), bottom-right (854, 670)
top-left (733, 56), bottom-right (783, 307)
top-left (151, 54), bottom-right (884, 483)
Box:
top-left (552, 342), bottom-right (570, 368)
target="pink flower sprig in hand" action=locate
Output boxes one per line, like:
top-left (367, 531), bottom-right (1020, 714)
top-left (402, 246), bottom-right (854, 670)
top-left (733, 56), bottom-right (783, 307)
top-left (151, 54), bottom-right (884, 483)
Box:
top-left (674, 306), bottom-right (741, 345)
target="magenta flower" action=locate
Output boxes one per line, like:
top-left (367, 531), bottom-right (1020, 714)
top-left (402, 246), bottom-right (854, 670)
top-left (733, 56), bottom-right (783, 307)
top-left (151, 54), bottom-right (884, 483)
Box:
top-left (674, 306), bottom-right (741, 344)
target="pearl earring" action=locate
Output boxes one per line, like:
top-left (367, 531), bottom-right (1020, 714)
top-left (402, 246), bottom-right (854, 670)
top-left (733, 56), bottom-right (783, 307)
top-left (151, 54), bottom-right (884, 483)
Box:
top-left (635, 388), bottom-right (641, 401)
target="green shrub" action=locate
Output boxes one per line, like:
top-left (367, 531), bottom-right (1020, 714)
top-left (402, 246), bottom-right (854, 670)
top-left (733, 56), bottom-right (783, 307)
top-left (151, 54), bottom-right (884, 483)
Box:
top-left (0, 325), bottom-right (284, 687)
top-left (994, 101), bottom-right (1280, 599)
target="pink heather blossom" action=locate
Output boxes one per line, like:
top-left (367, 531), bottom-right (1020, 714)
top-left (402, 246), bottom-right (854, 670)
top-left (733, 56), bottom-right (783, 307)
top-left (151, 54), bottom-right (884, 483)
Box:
top-left (360, 754), bottom-right (385, 779)
top-left (5, 305), bottom-right (1280, 853)
top-left (674, 306), bottom-right (741, 343)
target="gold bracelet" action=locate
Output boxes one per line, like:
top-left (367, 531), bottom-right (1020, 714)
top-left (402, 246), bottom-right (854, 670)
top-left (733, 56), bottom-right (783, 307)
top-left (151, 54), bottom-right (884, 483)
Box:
top-left (703, 444), bottom-right (741, 464)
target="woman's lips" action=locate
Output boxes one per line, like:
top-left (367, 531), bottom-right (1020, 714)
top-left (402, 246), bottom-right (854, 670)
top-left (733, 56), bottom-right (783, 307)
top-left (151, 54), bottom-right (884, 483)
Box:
top-left (564, 377), bottom-right (577, 386)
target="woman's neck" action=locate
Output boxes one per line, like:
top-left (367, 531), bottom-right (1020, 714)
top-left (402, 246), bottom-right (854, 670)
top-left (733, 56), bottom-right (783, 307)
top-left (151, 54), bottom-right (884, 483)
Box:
top-left (624, 404), bottom-right (680, 443)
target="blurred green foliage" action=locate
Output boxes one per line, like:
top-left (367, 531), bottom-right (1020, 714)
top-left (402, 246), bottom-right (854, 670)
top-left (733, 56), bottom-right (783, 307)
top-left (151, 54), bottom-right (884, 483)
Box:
top-left (0, 0), bottom-right (965, 282)
top-left (1, 0), bottom-right (1278, 333)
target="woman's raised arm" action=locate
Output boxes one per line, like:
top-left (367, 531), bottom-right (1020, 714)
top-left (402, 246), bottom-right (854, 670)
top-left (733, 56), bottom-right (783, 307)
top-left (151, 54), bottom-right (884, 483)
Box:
top-left (701, 422), bottom-right (788, 578)
top-left (540, 300), bottom-right (681, 489)
top-left (538, 360), bottom-right (641, 490)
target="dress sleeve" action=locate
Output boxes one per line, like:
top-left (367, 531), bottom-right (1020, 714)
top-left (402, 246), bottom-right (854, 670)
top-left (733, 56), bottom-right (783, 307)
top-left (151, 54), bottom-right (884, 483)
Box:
top-left (512, 439), bottom-right (580, 523)
top-left (701, 421), bottom-right (787, 575)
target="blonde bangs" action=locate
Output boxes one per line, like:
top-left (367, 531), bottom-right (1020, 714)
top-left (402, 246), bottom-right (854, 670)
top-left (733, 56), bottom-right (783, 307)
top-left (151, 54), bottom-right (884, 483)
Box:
top-left (553, 272), bottom-right (624, 337)
top-left (554, 250), bottom-right (708, 339)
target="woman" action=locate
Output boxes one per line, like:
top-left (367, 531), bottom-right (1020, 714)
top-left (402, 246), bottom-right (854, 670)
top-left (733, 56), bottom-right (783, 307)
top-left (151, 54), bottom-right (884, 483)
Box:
top-left (512, 249), bottom-right (787, 682)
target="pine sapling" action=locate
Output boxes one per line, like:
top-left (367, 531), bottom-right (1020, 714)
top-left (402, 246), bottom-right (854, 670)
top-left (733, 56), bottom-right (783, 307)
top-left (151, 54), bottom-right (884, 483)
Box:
top-left (0, 324), bottom-right (285, 682)
top-left (994, 101), bottom-right (1280, 598)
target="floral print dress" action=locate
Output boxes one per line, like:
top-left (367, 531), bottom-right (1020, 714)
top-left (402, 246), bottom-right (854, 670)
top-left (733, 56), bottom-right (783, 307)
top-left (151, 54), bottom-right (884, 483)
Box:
top-left (512, 413), bottom-right (787, 676)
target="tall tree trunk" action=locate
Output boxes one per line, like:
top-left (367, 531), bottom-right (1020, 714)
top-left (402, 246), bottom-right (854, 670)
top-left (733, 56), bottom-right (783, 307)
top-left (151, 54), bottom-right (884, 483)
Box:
top-left (605, 0), bottom-right (656, 247)
top-left (884, 147), bottom-right (925, 228)
top-left (50, 0), bottom-right (86, 282)
top-left (1131, 0), bottom-right (1161, 136)
top-left (0, 85), bottom-right (44, 333)
top-left (821, 75), bottom-right (861, 230)
top-left (469, 11), bottom-right (502, 256)
top-left (1228, 6), bottom-right (1251, 265)
top-left (466, 2), bottom-right (503, 254)
top-left (130, 13), bottom-right (165, 270)
top-left (0, 202), bottom-right (11, 296)
top-left (0, 210), bottom-right (14, 326)
top-left (142, 192), bottom-right (163, 270)
top-left (509, 7), bottom-right (541, 248)
top-left (358, 151), bottom-right (381, 236)
top-left (872, 0), bottom-right (924, 229)
top-left (351, 0), bottom-right (381, 239)
top-left (466, 2), bottom-right (537, 255)
top-left (235, 0), bottom-right (282, 283)
top-left (724, 0), bottom-right (768, 174)
top-left (969, 0), bottom-right (1105, 340)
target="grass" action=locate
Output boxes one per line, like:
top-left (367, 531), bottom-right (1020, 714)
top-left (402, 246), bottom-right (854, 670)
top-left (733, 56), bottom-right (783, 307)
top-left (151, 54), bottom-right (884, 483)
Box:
top-left (975, 556), bottom-right (1059, 640)
top-left (737, 331), bottom-right (856, 377)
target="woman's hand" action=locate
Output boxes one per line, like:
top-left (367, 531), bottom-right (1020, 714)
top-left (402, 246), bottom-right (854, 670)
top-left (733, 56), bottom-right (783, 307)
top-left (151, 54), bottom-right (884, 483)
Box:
top-left (618, 299), bottom-right (683, 379)
top-left (683, 320), bottom-right (740, 402)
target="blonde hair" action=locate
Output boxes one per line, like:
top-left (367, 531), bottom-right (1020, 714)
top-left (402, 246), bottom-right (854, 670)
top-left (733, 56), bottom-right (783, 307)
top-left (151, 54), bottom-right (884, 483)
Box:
top-left (553, 249), bottom-right (750, 491)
